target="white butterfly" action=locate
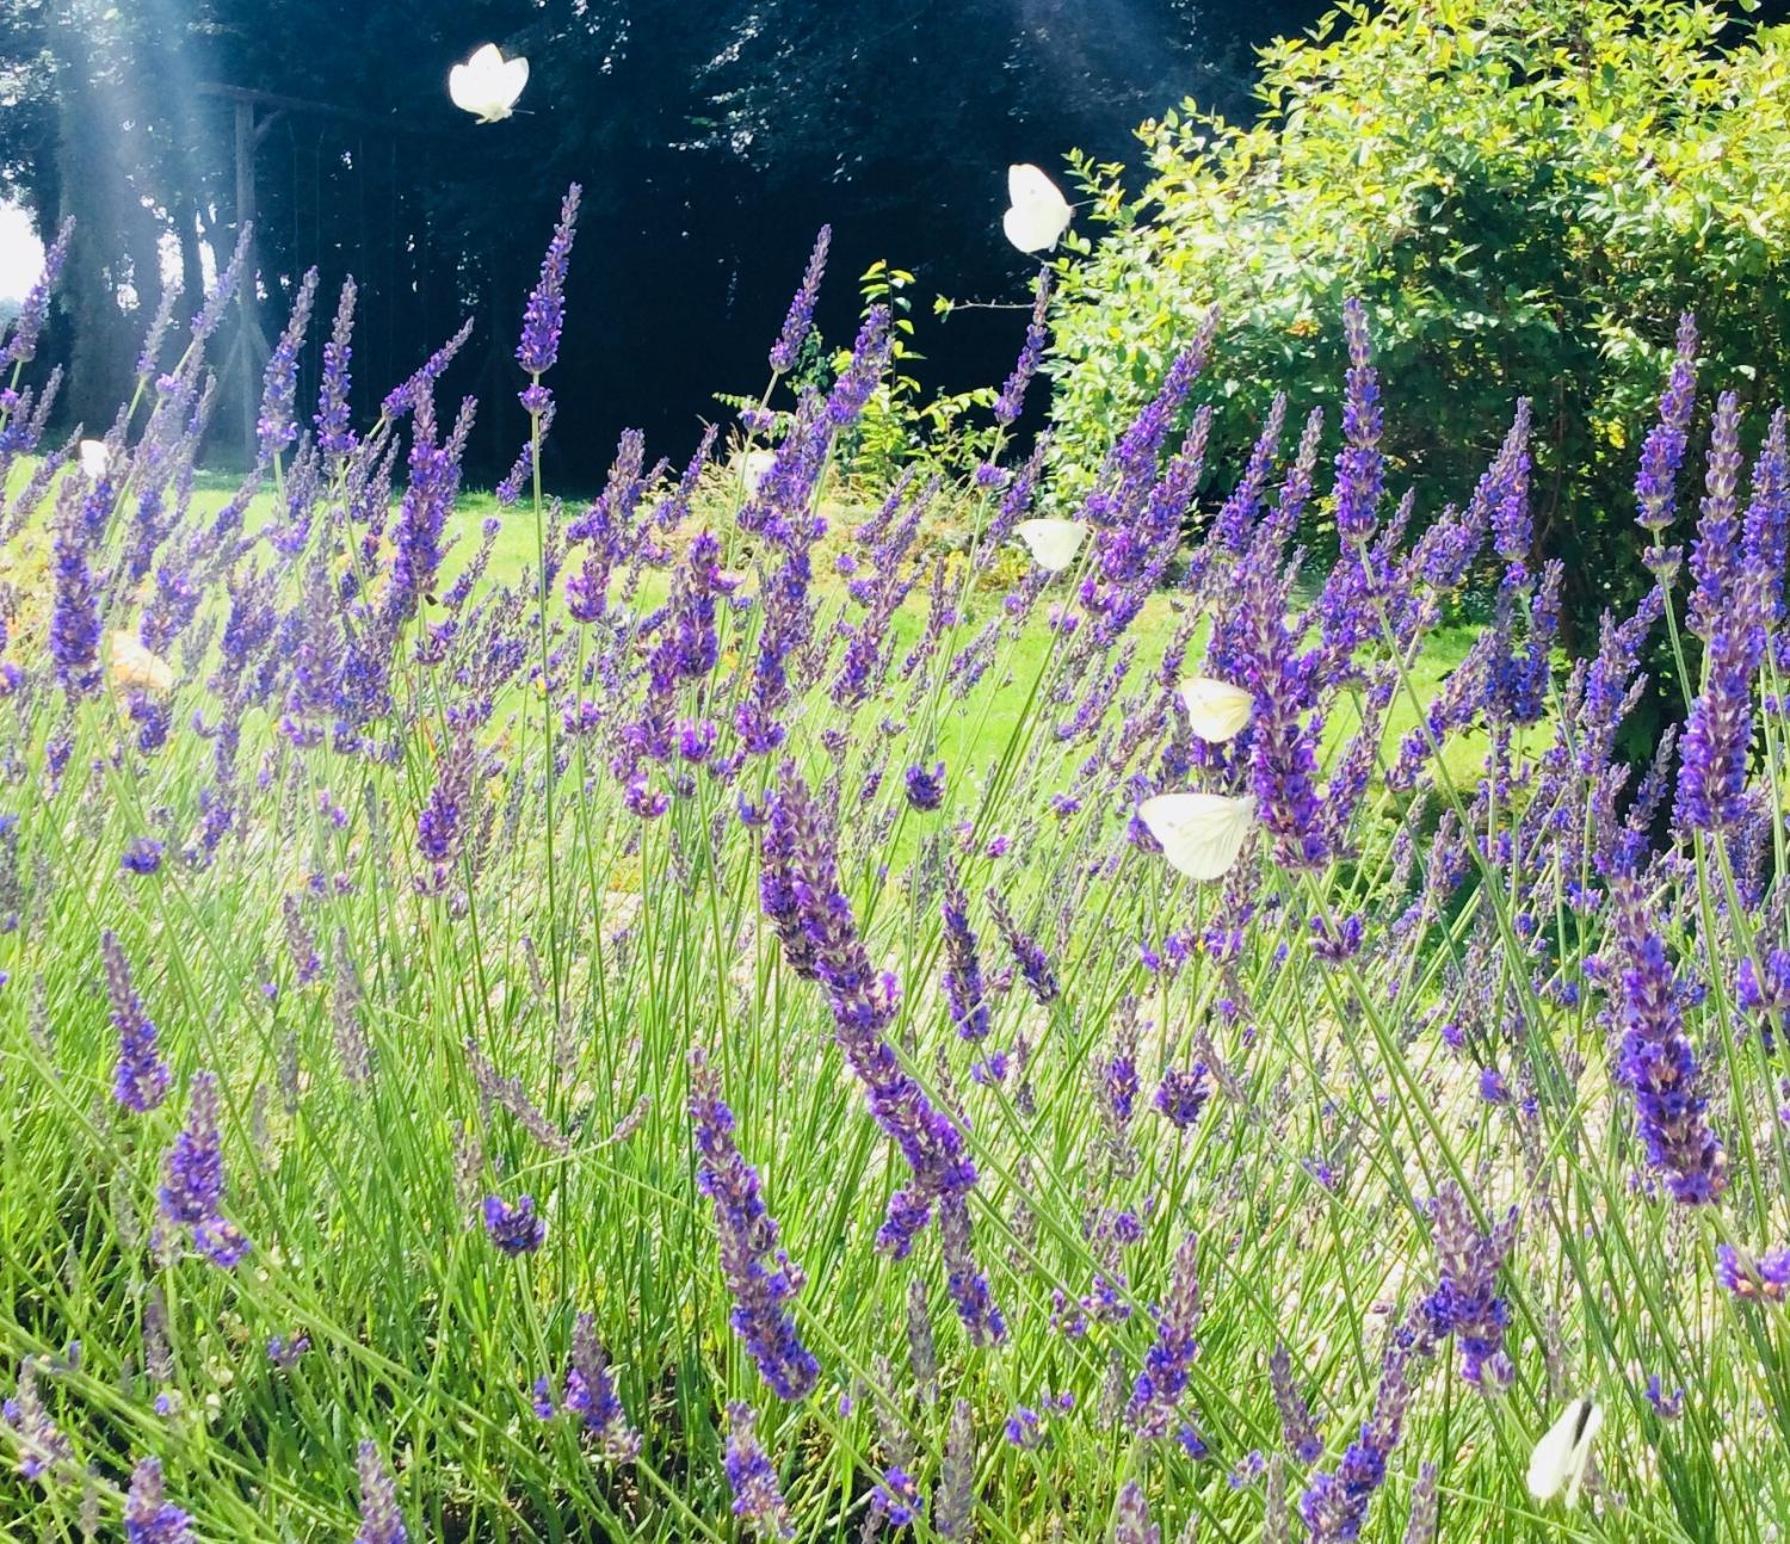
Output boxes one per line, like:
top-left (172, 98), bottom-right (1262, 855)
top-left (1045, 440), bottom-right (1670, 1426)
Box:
top-left (1176, 676), bottom-right (1254, 743)
top-left (1527, 1398), bottom-right (1602, 1508)
top-left (449, 44), bottom-right (529, 124)
top-left (107, 630), bottom-right (175, 696)
top-left (1014, 518), bottom-right (1088, 573)
top-left (1137, 792), bottom-right (1257, 882)
top-left (1002, 164), bottom-right (1074, 254)
top-left (741, 448), bottom-right (777, 497)
top-left (78, 439), bottom-right (109, 480)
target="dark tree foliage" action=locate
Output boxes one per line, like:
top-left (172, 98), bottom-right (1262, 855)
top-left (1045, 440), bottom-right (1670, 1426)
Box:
top-left (0, 0), bottom-right (1321, 481)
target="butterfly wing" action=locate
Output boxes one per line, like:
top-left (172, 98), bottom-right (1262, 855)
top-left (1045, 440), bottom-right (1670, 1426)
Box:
top-left (1563, 1402), bottom-right (1602, 1508)
top-left (1138, 793), bottom-right (1256, 881)
top-left (1003, 165), bottom-right (1072, 252)
top-left (1177, 677), bottom-right (1254, 742)
top-left (743, 449), bottom-right (776, 496)
top-left (1527, 1399), bottom-right (1593, 1503)
top-left (451, 45), bottom-right (525, 121)
top-left (109, 631), bottom-right (174, 695)
top-left (1014, 519), bottom-right (1088, 572)
top-left (78, 439), bottom-right (109, 479)
top-left (497, 54), bottom-right (529, 114)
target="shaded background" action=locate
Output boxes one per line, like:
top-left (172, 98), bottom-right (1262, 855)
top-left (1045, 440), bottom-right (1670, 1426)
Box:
top-left (0, 0), bottom-right (1326, 484)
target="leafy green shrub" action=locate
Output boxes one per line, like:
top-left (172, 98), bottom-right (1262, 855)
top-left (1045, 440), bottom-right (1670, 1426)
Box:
top-left (1048, 0), bottom-right (1790, 643)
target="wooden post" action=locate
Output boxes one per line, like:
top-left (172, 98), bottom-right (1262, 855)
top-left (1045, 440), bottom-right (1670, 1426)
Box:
top-left (232, 98), bottom-right (263, 463)
top-left (199, 81), bottom-right (403, 464)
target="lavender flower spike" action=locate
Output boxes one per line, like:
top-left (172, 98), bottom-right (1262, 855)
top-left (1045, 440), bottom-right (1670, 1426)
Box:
top-left (124, 1457), bottom-right (194, 1544)
top-left (940, 871), bottom-right (990, 1043)
top-left (354, 1441), bottom-right (408, 1544)
top-left (1270, 1343), bottom-right (1324, 1463)
top-left (564, 1312), bottom-right (642, 1461)
top-left (4, 217), bottom-right (72, 366)
top-left (482, 1194), bottom-right (547, 1255)
top-left (1421, 1185), bottom-right (1517, 1386)
top-left (159, 1071), bottom-right (250, 1268)
top-left (1300, 1318), bottom-right (1427, 1542)
top-left (725, 1402), bottom-right (794, 1539)
top-left (1603, 873), bottom-right (1728, 1204)
top-left (517, 184), bottom-right (583, 378)
top-left (1114, 1480), bottom-right (1162, 1544)
top-left (769, 226), bottom-right (830, 374)
top-left (1333, 298), bottom-right (1384, 544)
top-left (256, 266), bottom-right (319, 463)
top-left (994, 268), bottom-right (1051, 427)
top-left (105, 930), bottom-right (170, 1115)
top-left (1127, 1231), bottom-right (1202, 1439)
top-left (689, 1048), bottom-right (820, 1400)
top-left (1635, 313), bottom-right (1698, 536)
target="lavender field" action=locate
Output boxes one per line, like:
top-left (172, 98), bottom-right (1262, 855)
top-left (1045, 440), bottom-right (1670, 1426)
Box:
top-left (2, 178), bottom-right (1789, 1544)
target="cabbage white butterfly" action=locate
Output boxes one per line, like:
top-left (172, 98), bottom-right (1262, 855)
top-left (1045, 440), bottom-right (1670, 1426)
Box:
top-left (1014, 518), bottom-right (1088, 573)
top-left (78, 439), bottom-right (110, 480)
top-left (1176, 677), bottom-right (1255, 743)
top-left (741, 449), bottom-right (777, 497)
top-left (1002, 164), bottom-right (1074, 255)
top-left (449, 44), bottom-right (529, 124)
top-left (1527, 1397), bottom-right (1602, 1508)
top-left (1137, 792), bottom-right (1257, 881)
top-left (107, 631), bottom-right (175, 696)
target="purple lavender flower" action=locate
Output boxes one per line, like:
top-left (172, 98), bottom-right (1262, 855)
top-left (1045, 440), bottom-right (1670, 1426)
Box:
top-left (904, 761), bottom-right (945, 812)
top-left (105, 930), bottom-right (170, 1114)
top-left (935, 1399), bottom-right (975, 1539)
top-left (825, 306), bottom-right (891, 427)
top-left (1421, 1185), bottom-right (1517, 1386)
top-left (3, 217), bottom-right (72, 366)
top-left (1645, 1376), bottom-right (1684, 1421)
top-left (1716, 1243), bottom-right (1790, 1304)
top-left (354, 1441), bottom-right (407, 1544)
top-left (48, 483), bottom-right (102, 698)
top-left (994, 268), bottom-right (1051, 427)
top-left (940, 1192), bottom-right (1006, 1346)
top-left (122, 837), bottom-right (165, 876)
top-left (1270, 1344), bottom-right (1324, 1463)
top-left (1113, 1480), bottom-right (1161, 1544)
top-left (1742, 407), bottom-right (1788, 621)
top-left (1687, 391), bottom-right (1745, 637)
top-left (1127, 1231), bottom-right (1202, 1439)
top-left (1333, 299), bottom-right (1384, 544)
top-left (872, 1465), bottom-right (924, 1530)
top-left (189, 224), bottom-right (252, 347)
top-left (768, 226), bottom-right (830, 375)
top-left (482, 1194), bottom-right (547, 1256)
top-left (1154, 1065), bottom-right (1211, 1131)
top-left (1300, 1320), bottom-right (1428, 1542)
top-left (315, 277), bottom-right (358, 458)
top-left (688, 1048), bottom-right (819, 1400)
top-left (940, 873), bottom-right (990, 1043)
top-left (159, 1071), bottom-right (250, 1267)
top-left (1675, 417), bottom-right (1771, 834)
top-left (4, 1360), bottom-right (70, 1483)
top-left (1635, 313), bottom-right (1698, 537)
top-left (256, 267), bottom-right (319, 463)
top-left (381, 317), bottom-right (473, 421)
top-left (725, 1402), bottom-right (793, 1539)
top-left (125, 1457), bottom-right (194, 1544)
top-left (988, 890), bottom-right (1058, 1005)
top-left (1603, 874), bottom-right (1728, 1204)
top-left (517, 184), bottom-right (582, 378)
top-left (761, 767), bottom-right (995, 1317)
top-left (267, 1334), bottom-right (310, 1369)
top-left (561, 1312), bottom-right (642, 1460)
